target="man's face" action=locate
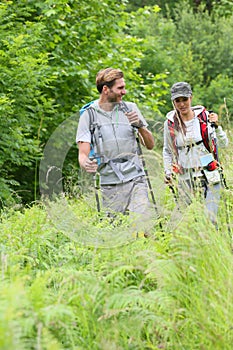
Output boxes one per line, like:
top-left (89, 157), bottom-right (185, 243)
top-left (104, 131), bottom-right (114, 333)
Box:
top-left (107, 78), bottom-right (126, 103)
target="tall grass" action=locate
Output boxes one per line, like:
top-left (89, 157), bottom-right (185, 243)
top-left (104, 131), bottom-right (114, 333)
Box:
top-left (0, 186), bottom-right (233, 349)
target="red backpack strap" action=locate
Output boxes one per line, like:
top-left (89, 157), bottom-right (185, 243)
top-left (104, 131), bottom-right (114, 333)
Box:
top-left (197, 109), bottom-right (210, 152)
top-left (197, 109), bottom-right (217, 159)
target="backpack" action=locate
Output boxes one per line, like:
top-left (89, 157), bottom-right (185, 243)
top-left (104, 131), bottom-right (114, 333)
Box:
top-left (167, 107), bottom-right (217, 161)
top-left (79, 101), bottom-right (95, 116)
top-left (79, 101), bottom-right (145, 181)
top-left (79, 100), bottom-right (100, 163)
top-left (79, 101), bottom-right (132, 163)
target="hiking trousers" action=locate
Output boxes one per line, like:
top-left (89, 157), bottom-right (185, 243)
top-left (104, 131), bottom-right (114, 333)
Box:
top-left (101, 175), bottom-right (150, 215)
top-left (178, 176), bottom-right (221, 224)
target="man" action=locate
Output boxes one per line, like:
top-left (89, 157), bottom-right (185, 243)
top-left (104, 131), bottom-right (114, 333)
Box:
top-left (76, 67), bottom-right (155, 215)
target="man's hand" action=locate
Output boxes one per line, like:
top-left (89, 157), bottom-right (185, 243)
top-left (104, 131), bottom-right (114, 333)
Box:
top-left (83, 158), bottom-right (98, 173)
top-left (125, 110), bottom-right (144, 128)
top-left (78, 142), bottom-right (98, 173)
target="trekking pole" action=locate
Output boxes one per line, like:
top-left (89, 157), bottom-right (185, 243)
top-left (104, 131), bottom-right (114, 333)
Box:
top-left (208, 111), bottom-right (230, 235)
top-left (208, 110), bottom-right (228, 189)
top-left (121, 102), bottom-right (162, 228)
top-left (135, 130), bottom-right (159, 213)
top-left (94, 172), bottom-right (101, 213)
top-left (135, 129), bottom-right (163, 229)
top-left (89, 156), bottom-right (101, 212)
top-left (169, 183), bottom-right (179, 204)
top-left (164, 172), bottom-right (180, 209)
top-left (121, 106), bottom-right (158, 211)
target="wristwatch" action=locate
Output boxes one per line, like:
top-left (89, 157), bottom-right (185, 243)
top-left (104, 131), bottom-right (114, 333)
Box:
top-left (132, 120), bottom-right (144, 129)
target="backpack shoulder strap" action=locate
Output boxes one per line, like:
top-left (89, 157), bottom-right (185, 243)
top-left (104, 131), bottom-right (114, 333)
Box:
top-left (87, 107), bottom-right (97, 148)
top-left (167, 118), bottom-right (175, 138)
top-left (79, 101), bottom-right (95, 115)
top-left (196, 109), bottom-right (218, 159)
top-left (196, 109), bottom-right (210, 152)
top-left (79, 101), bottom-right (97, 147)
top-left (167, 116), bottom-right (178, 159)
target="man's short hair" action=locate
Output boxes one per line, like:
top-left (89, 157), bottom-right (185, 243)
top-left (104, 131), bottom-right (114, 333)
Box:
top-left (96, 68), bottom-right (124, 93)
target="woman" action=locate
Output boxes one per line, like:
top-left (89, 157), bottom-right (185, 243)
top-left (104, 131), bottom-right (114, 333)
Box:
top-left (163, 81), bottom-right (228, 224)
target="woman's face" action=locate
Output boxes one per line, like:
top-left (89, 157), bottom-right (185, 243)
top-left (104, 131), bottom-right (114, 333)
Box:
top-left (173, 96), bottom-right (192, 116)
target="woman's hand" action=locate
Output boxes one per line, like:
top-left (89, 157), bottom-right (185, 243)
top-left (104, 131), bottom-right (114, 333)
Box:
top-left (209, 112), bottom-right (219, 128)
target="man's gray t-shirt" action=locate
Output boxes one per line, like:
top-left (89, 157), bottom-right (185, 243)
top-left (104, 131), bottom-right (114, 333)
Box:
top-left (76, 101), bottom-right (148, 185)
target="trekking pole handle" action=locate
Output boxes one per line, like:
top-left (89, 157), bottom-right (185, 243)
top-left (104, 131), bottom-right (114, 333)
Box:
top-left (208, 110), bottom-right (219, 129)
top-left (122, 104), bottom-right (144, 129)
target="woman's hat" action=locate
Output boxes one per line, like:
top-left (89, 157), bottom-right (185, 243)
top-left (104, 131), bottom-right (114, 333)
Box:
top-left (171, 82), bottom-right (192, 101)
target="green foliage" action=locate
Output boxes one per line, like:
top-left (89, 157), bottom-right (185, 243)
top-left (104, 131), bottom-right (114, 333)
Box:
top-left (126, 0), bottom-right (216, 17)
top-left (129, 2), bottom-right (233, 119)
top-left (1, 1), bottom-right (233, 348)
top-left (1, 187), bottom-right (233, 348)
top-left (212, 0), bottom-right (233, 17)
top-left (0, 1), bottom-right (56, 205)
top-left (1, 0), bottom-right (233, 208)
top-left (193, 74), bottom-right (233, 122)
top-left (172, 3), bottom-right (233, 83)
top-left (128, 4), bottom-right (207, 115)
top-left (155, 200), bottom-right (233, 348)
top-left (0, 0), bottom-right (168, 205)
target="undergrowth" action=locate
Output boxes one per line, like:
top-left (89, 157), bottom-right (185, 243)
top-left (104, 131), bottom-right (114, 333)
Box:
top-left (0, 188), bottom-right (233, 349)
